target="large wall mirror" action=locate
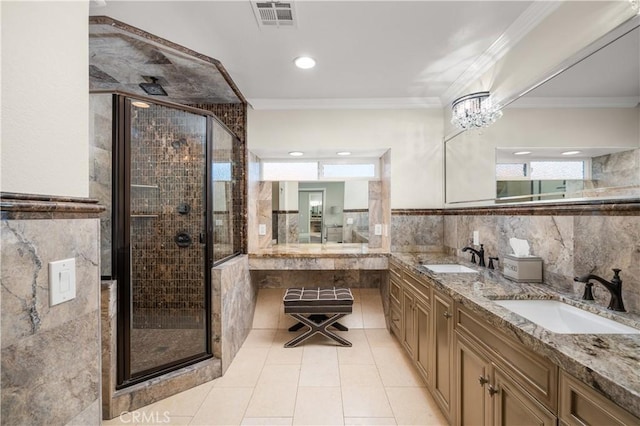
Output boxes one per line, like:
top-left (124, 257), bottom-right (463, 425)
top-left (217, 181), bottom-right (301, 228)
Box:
top-left (445, 16), bottom-right (640, 205)
top-left (270, 180), bottom-right (370, 244)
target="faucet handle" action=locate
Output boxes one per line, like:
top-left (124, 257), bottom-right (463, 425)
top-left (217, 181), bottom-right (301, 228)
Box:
top-left (612, 268), bottom-right (622, 283)
top-left (488, 256), bottom-right (499, 270)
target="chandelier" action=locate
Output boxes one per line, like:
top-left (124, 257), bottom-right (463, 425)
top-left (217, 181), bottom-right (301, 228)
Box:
top-left (451, 91), bottom-right (503, 130)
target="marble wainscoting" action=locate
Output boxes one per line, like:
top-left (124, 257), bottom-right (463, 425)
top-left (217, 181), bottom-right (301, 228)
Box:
top-left (391, 210), bottom-right (444, 252)
top-left (444, 212), bottom-right (640, 315)
top-left (275, 211), bottom-right (299, 244)
top-left (1, 195), bottom-right (103, 425)
top-left (212, 254), bottom-right (257, 373)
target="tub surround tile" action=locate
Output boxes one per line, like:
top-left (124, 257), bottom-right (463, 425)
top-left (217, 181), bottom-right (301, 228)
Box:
top-left (391, 252), bottom-right (640, 418)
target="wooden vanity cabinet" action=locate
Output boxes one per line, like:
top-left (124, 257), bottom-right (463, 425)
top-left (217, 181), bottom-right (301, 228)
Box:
top-left (401, 268), bottom-right (431, 386)
top-left (559, 370), bottom-right (640, 426)
top-left (455, 304), bottom-right (557, 426)
top-left (389, 261), bottom-right (403, 339)
top-left (432, 287), bottom-right (455, 421)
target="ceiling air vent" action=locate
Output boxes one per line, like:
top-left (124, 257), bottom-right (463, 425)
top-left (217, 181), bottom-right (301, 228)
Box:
top-left (251, 1), bottom-right (296, 29)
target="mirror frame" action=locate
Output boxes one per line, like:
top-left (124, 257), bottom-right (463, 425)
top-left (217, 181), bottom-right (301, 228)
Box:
top-left (443, 14), bottom-right (640, 207)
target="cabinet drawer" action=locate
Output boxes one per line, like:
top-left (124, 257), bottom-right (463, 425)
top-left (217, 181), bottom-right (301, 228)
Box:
top-left (403, 269), bottom-right (430, 302)
top-left (390, 277), bottom-right (402, 307)
top-left (559, 370), bottom-right (640, 426)
top-left (390, 304), bottom-right (402, 338)
top-left (457, 304), bottom-right (558, 412)
top-left (389, 260), bottom-right (403, 280)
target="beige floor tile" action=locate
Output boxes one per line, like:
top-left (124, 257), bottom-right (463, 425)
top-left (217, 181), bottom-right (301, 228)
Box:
top-left (241, 417), bottom-right (293, 425)
top-left (243, 329), bottom-right (277, 347)
top-left (343, 418), bottom-right (397, 426)
top-left (213, 348), bottom-right (269, 388)
top-left (340, 364), bottom-right (383, 388)
top-left (277, 310), bottom-right (298, 330)
top-left (132, 380), bottom-right (214, 417)
top-left (139, 415), bottom-right (193, 426)
top-left (385, 387), bottom-right (447, 425)
top-left (190, 387), bottom-right (253, 426)
top-left (365, 329), bottom-right (401, 348)
top-left (362, 311), bottom-right (387, 328)
top-left (293, 387), bottom-right (344, 425)
top-left (341, 303), bottom-right (364, 329)
top-left (256, 364), bottom-right (300, 387)
top-left (299, 359), bottom-right (341, 386)
top-left (266, 342), bottom-right (304, 365)
top-left (244, 383), bottom-right (298, 417)
top-left (252, 305), bottom-right (280, 329)
top-left (374, 348), bottom-right (424, 387)
top-left (337, 344), bottom-right (375, 365)
top-left (302, 345), bottom-right (338, 364)
top-left (342, 386), bottom-right (394, 418)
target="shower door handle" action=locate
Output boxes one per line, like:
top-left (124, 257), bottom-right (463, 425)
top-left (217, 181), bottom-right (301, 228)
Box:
top-left (199, 232), bottom-right (206, 244)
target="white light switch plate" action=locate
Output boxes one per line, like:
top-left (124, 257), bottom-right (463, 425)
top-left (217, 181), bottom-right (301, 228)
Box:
top-left (258, 224), bottom-right (267, 235)
top-left (473, 230), bottom-right (480, 245)
top-left (346, 218), bottom-right (354, 225)
top-left (49, 258), bottom-right (76, 306)
top-left (374, 224), bottom-right (382, 235)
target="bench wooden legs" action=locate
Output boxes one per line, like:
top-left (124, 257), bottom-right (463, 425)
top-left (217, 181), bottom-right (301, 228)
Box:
top-left (284, 313), bottom-right (352, 348)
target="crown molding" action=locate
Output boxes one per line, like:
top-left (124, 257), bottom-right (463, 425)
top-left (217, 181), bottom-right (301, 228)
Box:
top-left (441, 1), bottom-right (562, 105)
top-left (248, 97), bottom-right (442, 110)
top-left (508, 96), bottom-right (639, 108)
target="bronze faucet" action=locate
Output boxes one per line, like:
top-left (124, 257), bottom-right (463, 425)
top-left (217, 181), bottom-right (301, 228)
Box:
top-left (574, 269), bottom-right (625, 312)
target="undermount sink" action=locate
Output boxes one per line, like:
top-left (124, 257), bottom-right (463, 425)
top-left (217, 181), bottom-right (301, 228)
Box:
top-left (494, 299), bottom-right (640, 334)
top-left (422, 264), bottom-right (478, 274)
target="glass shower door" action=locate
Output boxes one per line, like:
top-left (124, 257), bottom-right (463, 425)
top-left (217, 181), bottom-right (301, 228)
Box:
top-left (124, 99), bottom-right (209, 380)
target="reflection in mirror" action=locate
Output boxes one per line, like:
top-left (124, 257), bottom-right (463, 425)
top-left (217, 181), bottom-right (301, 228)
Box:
top-left (445, 20), bottom-right (640, 205)
top-left (270, 181), bottom-right (369, 244)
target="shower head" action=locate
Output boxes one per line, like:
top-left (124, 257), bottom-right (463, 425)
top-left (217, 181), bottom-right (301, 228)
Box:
top-left (139, 76), bottom-right (168, 96)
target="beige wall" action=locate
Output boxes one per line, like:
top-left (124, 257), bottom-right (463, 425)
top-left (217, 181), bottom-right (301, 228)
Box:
top-left (1, 1), bottom-right (90, 197)
top-left (248, 108), bottom-right (444, 209)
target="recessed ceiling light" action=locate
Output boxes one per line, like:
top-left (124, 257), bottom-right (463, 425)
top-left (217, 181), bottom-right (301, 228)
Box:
top-left (288, 151), bottom-right (304, 157)
top-left (561, 150), bottom-right (581, 156)
top-left (513, 151), bottom-right (531, 156)
top-left (131, 101), bottom-right (150, 108)
top-left (337, 151), bottom-right (351, 156)
top-left (294, 56), bottom-right (316, 69)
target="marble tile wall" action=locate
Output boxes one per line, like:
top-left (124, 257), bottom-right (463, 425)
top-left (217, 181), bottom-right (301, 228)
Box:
top-left (443, 214), bottom-right (640, 315)
top-left (368, 181), bottom-right (382, 249)
top-left (380, 149), bottom-right (392, 251)
top-left (343, 210), bottom-right (368, 243)
top-left (247, 152), bottom-right (261, 252)
top-left (257, 182), bottom-right (272, 249)
top-left (276, 211), bottom-right (300, 244)
top-left (89, 94), bottom-right (113, 276)
top-left (1, 218), bottom-right (101, 425)
top-left (391, 212), bottom-right (444, 252)
top-left (212, 255), bottom-right (257, 373)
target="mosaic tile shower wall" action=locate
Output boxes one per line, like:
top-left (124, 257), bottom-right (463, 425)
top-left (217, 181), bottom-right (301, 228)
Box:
top-left (192, 103), bottom-right (247, 253)
top-left (130, 104), bottom-right (207, 330)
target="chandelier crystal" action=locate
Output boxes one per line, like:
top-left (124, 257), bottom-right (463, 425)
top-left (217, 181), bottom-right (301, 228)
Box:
top-left (451, 91), bottom-right (503, 130)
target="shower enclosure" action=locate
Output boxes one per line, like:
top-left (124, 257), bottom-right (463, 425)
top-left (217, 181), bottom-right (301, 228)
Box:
top-left (90, 93), bottom-right (239, 387)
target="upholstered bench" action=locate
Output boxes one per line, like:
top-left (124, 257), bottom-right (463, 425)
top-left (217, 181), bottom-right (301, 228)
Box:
top-left (283, 287), bottom-right (354, 348)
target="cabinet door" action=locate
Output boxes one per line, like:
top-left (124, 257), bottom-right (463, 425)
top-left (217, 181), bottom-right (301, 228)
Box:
top-left (492, 367), bottom-right (556, 426)
top-left (455, 333), bottom-right (491, 426)
top-left (432, 290), bottom-right (454, 421)
top-left (415, 298), bottom-right (430, 385)
top-left (402, 290), bottom-right (416, 358)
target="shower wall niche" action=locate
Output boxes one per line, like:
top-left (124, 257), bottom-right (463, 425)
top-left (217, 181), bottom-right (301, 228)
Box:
top-left (90, 93), bottom-right (241, 387)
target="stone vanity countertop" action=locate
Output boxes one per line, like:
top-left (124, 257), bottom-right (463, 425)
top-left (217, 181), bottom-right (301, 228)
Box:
top-left (250, 243), bottom-right (388, 258)
top-left (390, 252), bottom-right (640, 418)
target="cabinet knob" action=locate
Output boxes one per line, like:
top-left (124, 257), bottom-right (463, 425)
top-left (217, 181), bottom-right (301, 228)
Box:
top-left (478, 376), bottom-right (489, 386)
top-left (444, 311), bottom-right (452, 319)
top-left (488, 385), bottom-right (499, 396)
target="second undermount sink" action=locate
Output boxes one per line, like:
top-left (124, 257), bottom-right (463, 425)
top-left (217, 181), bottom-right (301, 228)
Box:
top-left (494, 299), bottom-right (640, 334)
top-left (423, 264), bottom-right (478, 274)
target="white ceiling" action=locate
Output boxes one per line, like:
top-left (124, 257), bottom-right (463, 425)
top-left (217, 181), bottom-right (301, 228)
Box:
top-left (92, 0), bottom-right (539, 109)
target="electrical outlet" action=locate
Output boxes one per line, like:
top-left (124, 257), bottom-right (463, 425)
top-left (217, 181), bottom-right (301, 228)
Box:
top-left (374, 224), bottom-right (382, 235)
top-left (258, 224), bottom-right (267, 235)
top-left (346, 218), bottom-right (354, 225)
top-left (473, 230), bottom-right (480, 245)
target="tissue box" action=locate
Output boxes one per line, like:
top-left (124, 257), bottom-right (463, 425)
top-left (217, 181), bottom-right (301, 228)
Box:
top-left (503, 254), bottom-right (542, 282)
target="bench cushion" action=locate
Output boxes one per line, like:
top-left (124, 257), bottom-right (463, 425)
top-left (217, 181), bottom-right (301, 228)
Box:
top-left (283, 287), bottom-right (354, 314)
